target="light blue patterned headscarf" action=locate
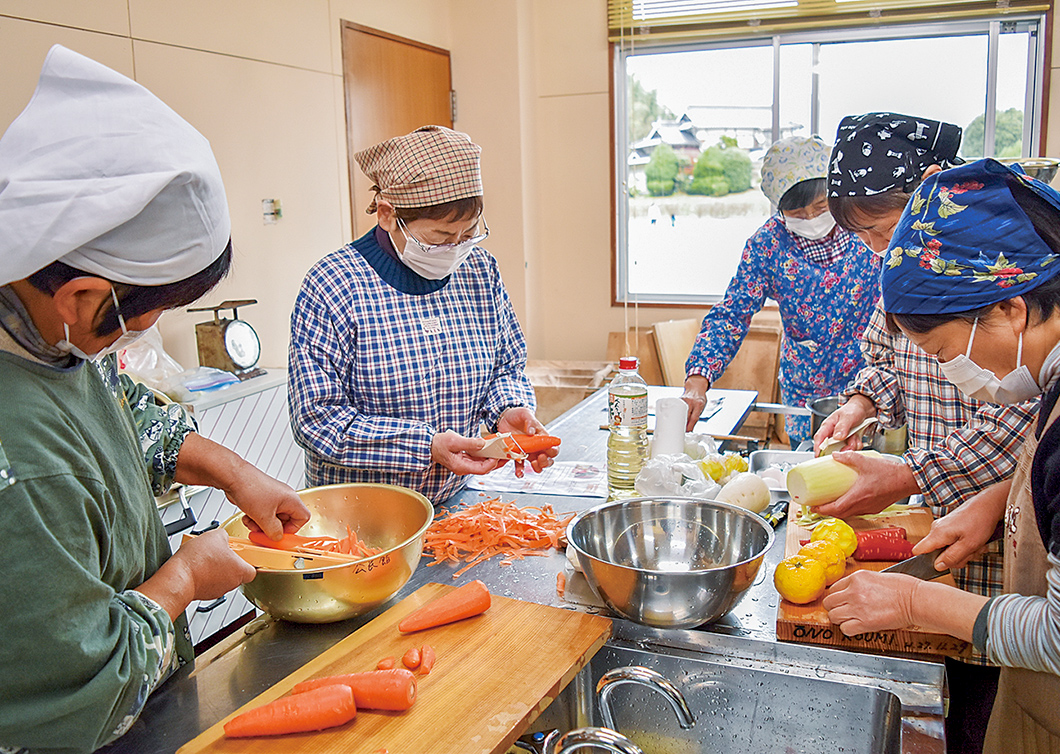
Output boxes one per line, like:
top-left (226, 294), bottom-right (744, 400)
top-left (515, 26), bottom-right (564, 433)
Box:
top-left (882, 158), bottom-right (1060, 314)
top-left (760, 136), bottom-right (831, 207)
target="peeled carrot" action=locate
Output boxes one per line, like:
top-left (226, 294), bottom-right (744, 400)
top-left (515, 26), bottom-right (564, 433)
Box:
top-left (402, 647), bottom-right (421, 669)
top-left (398, 580), bottom-right (491, 633)
top-left (376, 656), bottom-right (396, 670)
top-left (248, 531), bottom-right (338, 551)
top-left (509, 434), bottom-right (561, 453)
top-left (292, 669), bottom-right (417, 711)
top-left (423, 499), bottom-right (574, 577)
top-left (419, 644), bottom-right (436, 675)
top-left (223, 684), bottom-right (356, 738)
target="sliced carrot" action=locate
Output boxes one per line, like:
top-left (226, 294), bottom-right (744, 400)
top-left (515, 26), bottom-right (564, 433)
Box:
top-left (399, 580), bottom-right (491, 633)
top-left (248, 531), bottom-right (339, 551)
top-left (422, 498), bottom-right (574, 578)
top-left (376, 656), bottom-right (396, 670)
top-left (556, 571), bottom-right (566, 598)
top-left (420, 644), bottom-right (436, 675)
top-left (402, 647), bottom-right (421, 669)
top-left (292, 669), bottom-right (416, 711)
top-left (223, 684), bottom-right (355, 738)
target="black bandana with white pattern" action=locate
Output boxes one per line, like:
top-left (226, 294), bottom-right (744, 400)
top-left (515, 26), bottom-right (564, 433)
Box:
top-left (828, 112), bottom-right (963, 197)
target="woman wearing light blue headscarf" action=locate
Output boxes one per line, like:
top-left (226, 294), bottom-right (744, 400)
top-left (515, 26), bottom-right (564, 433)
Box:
top-left (823, 159), bottom-right (1060, 752)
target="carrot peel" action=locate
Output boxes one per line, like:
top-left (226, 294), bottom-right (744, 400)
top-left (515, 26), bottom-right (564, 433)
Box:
top-left (398, 580), bottom-right (491, 633)
top-left (223, 684), bottom-right (355, 738)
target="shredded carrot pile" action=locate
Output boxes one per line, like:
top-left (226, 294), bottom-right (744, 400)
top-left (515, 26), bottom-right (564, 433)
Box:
top-left (423, 498), bottom-right (575, 577)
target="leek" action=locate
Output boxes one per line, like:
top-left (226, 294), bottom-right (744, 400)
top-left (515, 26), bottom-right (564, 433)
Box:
top-left (785, 451), bottom-right (881, 507)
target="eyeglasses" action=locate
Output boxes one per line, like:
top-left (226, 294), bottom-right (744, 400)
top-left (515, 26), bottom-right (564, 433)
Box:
top-left (398, 217), bottom-right (489, 253)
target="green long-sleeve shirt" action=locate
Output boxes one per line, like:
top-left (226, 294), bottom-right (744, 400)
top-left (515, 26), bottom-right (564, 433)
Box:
top-left (0, 351), bottom-right (191, 754)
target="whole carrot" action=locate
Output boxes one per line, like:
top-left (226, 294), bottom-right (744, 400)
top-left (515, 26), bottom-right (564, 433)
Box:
top-left (223, 684), bottom-right (356, 738)
top-left (398, 580), bottom-right (491, 633)
top-left (402, 647), bottom-right (421, 670)
top-left (292, 669), bottom-right (417, 711)
top-left (419, 644), bottom-right (436, 675)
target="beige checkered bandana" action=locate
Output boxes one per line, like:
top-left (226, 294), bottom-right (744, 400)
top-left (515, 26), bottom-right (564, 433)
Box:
top-left (355, 125), bottom-right (482, 214)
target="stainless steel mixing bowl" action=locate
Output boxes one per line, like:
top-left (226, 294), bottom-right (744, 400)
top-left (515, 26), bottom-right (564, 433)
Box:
top-left (567, 497), bottom-right (774, 629)
top-left (224, 482), bottom-right (433, 623)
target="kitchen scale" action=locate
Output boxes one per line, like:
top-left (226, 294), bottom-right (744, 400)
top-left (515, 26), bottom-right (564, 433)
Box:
top-left (187, 299), bottom-right (266, 381)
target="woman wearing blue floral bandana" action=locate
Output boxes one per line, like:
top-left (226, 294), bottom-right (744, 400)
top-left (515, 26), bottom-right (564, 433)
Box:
top-left (824, 159), bottom-right (1060, 752)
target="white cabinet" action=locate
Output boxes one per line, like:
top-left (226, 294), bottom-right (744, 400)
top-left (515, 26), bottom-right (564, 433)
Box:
top-left (157, 369), bottom-right (305, 648)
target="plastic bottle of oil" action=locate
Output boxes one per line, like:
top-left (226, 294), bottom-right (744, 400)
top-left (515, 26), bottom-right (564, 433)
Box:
top-left (607, 356), bottom-right (649, 494)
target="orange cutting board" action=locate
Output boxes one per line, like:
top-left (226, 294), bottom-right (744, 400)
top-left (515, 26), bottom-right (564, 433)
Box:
top-left (776, 504), bottom-right (971, 658)
top-left (178, 583), bottom-right (611, 754)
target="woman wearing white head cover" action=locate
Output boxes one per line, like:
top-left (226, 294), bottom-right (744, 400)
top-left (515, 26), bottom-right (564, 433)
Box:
top-left (680, 136), bottom-right (881, 445)
top-left (0, 46), bottom-right (308, 754)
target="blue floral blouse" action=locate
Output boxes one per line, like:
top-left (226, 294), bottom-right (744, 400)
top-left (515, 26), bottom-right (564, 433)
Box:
top-left (685, 216), bottom-right (882, 443)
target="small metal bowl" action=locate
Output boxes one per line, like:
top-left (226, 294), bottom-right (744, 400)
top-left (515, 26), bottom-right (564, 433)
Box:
top-left (567, 497), bottom-right (774, 629)
top-left (225, 483), bottom-right (432, 623)
top-left (1001, 157), bottom-right (1059, 185)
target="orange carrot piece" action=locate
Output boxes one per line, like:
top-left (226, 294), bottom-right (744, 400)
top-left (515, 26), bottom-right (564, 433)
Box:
top-left (402, 647), bottom-right (421, 669)
top-left (292, 669), bottom-right (416, 711)
top-left (419, 644), bottom-right (436, 675)
top-left (376, 656), bottom-right (396, 670)
top-left (399, 580), bottom-right (491, 633)
top-left (247, 531), bottom-right (339, 551)
top-left (556, 571), bottom-right (566, 598)
top-left (509, 434), bottom-right (562, 454)
top-left (223, 684), bottom-right (356, 738)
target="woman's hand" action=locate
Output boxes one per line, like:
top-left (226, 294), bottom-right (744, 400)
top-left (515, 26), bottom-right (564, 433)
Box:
top-left (138, 528), bottom-right (256, 620)
top-left (813, 394), bottom-right (876, 454)
top-left (497, 407), bottom-right (559, 476)
top-left (175, 433), bottom-right (310, 541)
top-left (912, 479), bottom-right (1010, 571)
top-left (681, 375), bottom-right (710, 432)
top-left (431, 430), bottom-right (503, 475)
top-left (812, 450), bottom-right (921, 518)
top-left (231, 470), bottom-right (311, 541)
top-left (823, 570), bottom-right (920, 636)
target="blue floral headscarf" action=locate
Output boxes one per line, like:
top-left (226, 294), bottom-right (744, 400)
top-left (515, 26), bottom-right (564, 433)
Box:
top-left (881, 158), bottom-right (1060, 315)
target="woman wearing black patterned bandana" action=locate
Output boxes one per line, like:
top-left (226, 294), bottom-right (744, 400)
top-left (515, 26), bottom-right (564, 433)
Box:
top-left (815, 112), bottom-right (1038, 754)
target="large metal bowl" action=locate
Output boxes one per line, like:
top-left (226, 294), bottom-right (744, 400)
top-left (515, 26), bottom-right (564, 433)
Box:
top-left (567, 497), bottom-right (774, 629)
top-left (224, 483), bottom-right (432, 623)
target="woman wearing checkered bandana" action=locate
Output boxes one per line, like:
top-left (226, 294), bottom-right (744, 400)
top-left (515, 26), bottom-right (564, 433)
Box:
top-left (288, 126), bottom-right (556, 504)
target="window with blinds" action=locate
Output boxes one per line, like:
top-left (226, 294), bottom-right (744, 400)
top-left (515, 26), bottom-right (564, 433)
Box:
top-left (608, 0), bottom-right (1049, 40)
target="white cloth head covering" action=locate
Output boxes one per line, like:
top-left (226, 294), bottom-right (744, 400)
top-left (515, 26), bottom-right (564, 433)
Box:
top-left (0, 45), bottom-right (231, 287)
top-left (760, 135), bottom-right (831, 207)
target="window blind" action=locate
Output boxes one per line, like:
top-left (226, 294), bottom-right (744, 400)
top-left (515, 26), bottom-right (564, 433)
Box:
top-left (608, 0), bottom-right (1050, 41)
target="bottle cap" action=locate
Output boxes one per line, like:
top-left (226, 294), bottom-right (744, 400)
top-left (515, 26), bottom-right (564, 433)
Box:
top-left (618, 356), bottom-right (638, 370)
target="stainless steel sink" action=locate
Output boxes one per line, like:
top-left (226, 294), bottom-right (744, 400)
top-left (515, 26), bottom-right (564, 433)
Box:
top-left (528, 623), bottom-right (943, 754)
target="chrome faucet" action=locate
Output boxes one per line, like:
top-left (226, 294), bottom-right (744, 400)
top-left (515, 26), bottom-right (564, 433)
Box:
top-left (596, 666), bottom-right (696, 731)
top-left (552, 726), bottom-right (644, 754)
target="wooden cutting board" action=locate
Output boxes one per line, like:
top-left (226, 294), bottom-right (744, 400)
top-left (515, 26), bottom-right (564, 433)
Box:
top-left (178, 583), bottom-right (611, 754)
top-left (776, 504), bottom-right (971, 658)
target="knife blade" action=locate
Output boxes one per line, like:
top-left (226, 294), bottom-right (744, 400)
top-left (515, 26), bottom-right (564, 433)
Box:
top-left (880, 548), bottom-right (949, 580)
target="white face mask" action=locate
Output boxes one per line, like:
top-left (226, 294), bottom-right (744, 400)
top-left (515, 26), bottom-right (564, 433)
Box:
top-left (937, 317), bottom-right (1041, 404)
top-left (784, 211), bottom-right (836, 241)
top-left (55, 286), bottom-right (148, 362)
top-left (396, 219), bottom-right (487, 280)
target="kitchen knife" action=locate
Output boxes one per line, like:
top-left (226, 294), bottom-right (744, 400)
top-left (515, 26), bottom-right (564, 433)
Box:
top-left (880, 548), bottom-right (949, 580)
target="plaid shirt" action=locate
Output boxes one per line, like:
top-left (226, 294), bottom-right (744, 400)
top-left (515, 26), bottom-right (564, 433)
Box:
top-left (288, 228), bottom-right (536, 505)
top-left (845, 303), bottom-right (1038, 662)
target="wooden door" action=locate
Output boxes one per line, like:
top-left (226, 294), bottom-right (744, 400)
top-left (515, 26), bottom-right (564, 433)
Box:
top-left (341, 21), bottom-right (453, 238)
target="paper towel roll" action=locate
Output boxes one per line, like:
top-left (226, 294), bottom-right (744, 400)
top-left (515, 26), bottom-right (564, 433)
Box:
top-left (652, 397), bottom-right (688, 457)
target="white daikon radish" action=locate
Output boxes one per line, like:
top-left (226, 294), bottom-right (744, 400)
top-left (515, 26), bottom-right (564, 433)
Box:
top-left (785, 450), bottom-right (881, 507)
top-left (716, 472), bottom-right (771, 513)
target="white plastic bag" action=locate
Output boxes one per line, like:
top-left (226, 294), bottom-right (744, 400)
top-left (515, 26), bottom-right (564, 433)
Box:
top-left (117, 325), bottom-right (184, 389)
top-left (634, 453), bottom-right (722, 499)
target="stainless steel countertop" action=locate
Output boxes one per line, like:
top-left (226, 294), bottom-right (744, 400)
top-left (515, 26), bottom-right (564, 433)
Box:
top-left (103, 388), bottom-right (943, 754)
